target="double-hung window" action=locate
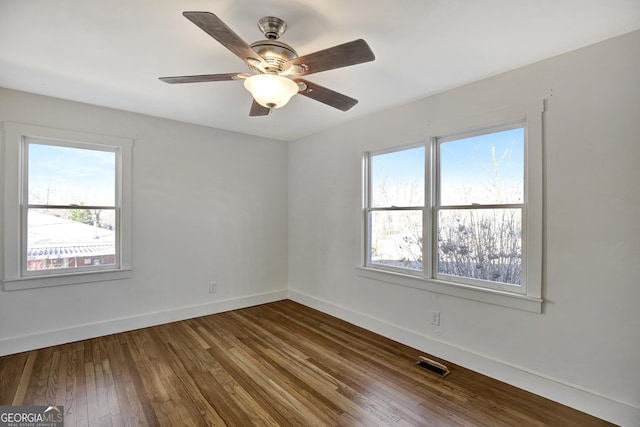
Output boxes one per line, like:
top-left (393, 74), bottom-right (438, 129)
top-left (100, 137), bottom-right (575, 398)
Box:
top-left (362, 101), bottom-right (543, 312)
top-left (2, 123), bottom-right (133, 290)
top-left (435, 123), bottom-right (525, 291)
top-left (367, 145), bottom-right (425, 274)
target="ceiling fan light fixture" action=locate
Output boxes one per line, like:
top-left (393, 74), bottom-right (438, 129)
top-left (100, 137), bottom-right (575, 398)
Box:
top-left (243, 74), bottom-right (299, 109)
top-left (161, 13), bottom-right (376, 116)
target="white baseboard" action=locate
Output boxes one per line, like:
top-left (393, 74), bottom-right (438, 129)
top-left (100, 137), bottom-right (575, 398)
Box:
top-left (0, 289), bottom-right (288, 357)
top-left (288, 289), bottom-right (640, 427)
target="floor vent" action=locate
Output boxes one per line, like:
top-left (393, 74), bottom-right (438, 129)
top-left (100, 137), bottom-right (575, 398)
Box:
top-left (416, 356), bottom-right (450, 377)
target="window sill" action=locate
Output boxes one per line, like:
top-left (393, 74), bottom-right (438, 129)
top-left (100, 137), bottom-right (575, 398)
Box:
top-left (3, 268), bottom-right (133, 291)
top-left (355, 266), bottom-right (542, 313)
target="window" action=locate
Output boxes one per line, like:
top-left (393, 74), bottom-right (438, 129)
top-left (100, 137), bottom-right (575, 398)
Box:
top-left (25, 141), bottom-right (118, 274)
top-left (3, 123), bottom-right (133, 290)
top-left (361, 101), bottom-right (543, 312)
top-left (435, 124), bottom-right (525, 292)
top-left (367, 146), bottom-right (425, 273)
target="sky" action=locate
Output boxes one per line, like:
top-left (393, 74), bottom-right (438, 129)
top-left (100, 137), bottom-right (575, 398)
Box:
top-left (371, 146), bottom-right (424, 207)
top-left (440, 127), bottom-right (524, 204)
top-left (371, 127), bottom-right (524, 206)
top-left (27, 141), bottom-right (116, 207)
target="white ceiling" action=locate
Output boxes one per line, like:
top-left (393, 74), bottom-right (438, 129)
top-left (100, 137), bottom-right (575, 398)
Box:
top-left (1, 1), bottom-right (639, 141)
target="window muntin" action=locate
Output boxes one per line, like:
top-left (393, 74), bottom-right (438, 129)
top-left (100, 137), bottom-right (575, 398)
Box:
top-left (23, 139), bottom-right (120, 275)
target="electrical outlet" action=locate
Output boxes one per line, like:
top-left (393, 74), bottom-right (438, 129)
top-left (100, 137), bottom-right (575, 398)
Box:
top-left (209, 282), bottom-right (217, 293)
top-left (431, 310), bottom-right (440, 326)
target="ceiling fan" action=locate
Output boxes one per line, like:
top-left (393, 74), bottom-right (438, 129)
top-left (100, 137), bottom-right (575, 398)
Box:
top-left (159, 12), bottom-right (375, 116)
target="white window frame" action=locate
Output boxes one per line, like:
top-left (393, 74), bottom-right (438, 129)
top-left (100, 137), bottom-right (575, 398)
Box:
top-left (358, 100), bottom-right (543, 313)
top-left (2, 122), bottom-right (133, 291)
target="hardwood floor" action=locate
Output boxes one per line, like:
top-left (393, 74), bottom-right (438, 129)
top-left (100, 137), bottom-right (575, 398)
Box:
top-left (0, 300), bottom-right (612, 426)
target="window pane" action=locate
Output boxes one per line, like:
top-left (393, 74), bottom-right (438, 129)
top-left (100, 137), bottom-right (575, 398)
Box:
top-left (371, 147), bottom-right (424, 207)
top-left (369, 210), bottom-right (422, 271)
top-left (440, 128), bottom-right (523, 205)
top-left (28, 142), bottom-right (116, 206)
top-left (27, 208), bottom-right (116, 271)
top-left (437, 208), bottom-right (521, 285)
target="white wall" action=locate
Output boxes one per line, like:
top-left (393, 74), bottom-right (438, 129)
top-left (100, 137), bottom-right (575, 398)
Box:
top-left (0, 88), bottom-right (289, 354)
top-left (288, 30), bottom-right (640, 425)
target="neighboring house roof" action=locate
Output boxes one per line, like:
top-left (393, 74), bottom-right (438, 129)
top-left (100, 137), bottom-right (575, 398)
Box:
top-left (28, 244), bottom-right (115, 261)
top-left (27, 212), bottom-right (115, 260)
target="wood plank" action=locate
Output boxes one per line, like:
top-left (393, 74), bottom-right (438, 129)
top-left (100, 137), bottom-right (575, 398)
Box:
top-left (0, 351), bottom-right (29, 404)
top-left (7, 351), bottom-right (36, 405)
top-left (73, 346), bottom-right (89, 427)
top-left (24, 346), bottom-right (53, 405)
top-left (53, 350), bottom-right (69, 408)
top-left (0, 300), bottom-right (614, 426)
top-left (84, 361), bottom-right (100, 423)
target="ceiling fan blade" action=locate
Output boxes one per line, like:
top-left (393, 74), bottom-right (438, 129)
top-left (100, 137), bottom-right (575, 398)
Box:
top-left (159, 73), bottom-right (250, 84)
top-left (249, 100), bottom-right (271, 116)
top-left (284, 39), bottom-right (375, 76)
top-left (295, 78), bottom-right (358, 111)
top-left (182, 12), bottom-right (268, 68)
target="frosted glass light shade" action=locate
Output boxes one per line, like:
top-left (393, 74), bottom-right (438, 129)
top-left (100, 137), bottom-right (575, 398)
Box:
top-left (243, 74), bottom-right (299, 109)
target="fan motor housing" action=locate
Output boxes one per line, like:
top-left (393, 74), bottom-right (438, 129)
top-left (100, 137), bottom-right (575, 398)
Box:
top-left (249, 40), bottom-right (298, 73)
